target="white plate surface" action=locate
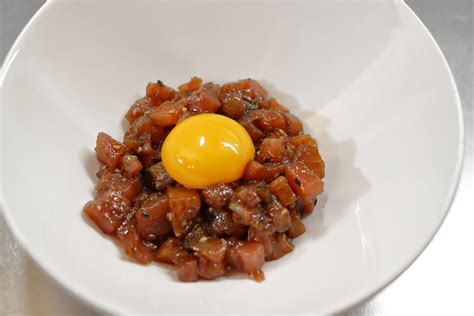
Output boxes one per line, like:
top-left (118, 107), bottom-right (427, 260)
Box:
top-left (0, 0), bottom-right (463, 314)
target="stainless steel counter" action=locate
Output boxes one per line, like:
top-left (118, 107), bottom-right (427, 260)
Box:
top-left (1, 1), bottom-right (472, 315)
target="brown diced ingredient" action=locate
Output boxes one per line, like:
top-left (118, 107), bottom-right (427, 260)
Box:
top-left (267, 233), bottom-right (294, 260)
top-left (238, 114), bottom-right (266, 142)
top-left (201, 183), bottom-right (233, 209)
top-left (293, 144), bottom-right (325, 178)
top-left (248, 226), bottom-right (274, 258)
top-left (197, 257), bottom-right (226, 280)
top-left (198, 82), bottom-right (221, 96)
top-left (155, 238), bottom-right (187, 264)
top-left (252, 181), bottom-right (273, 204)
top-left (242, 160), bottom-right (286, 181)
top-left (267, 98), bottom-right (289, 113)
top-left (242, 79), bottom-right (268, 97)
top-left (135, 193), bottom-right (172, 240)
top-left (226, 239), bottom-right (243, 268)
top-left (287, 211), bottom-right (306, 238)
top-left (95, 132), bottom-right (127, 169)
top-left (168, 187), bottom-right (201, 213)
top-left (125, 97), bottom-right (154, 124)
top-left (187, 238), bottom-right (227, 263)
top-left (298, 199), bottom-right (316, 215)
top-left (258, 138), bottom-right (288, 163)
top-left (254, 109), bottom-right (286, 132)
top-left (248, 80), bottom-right (268, 97)
top-left (228, 186), bottom-right (261, 225)
top-left (269, 176), bottom-right (297, 207)
top-left (84, 190), bottom-right (130, 234)
top-left (137, 141), bottom-right (161, 168)
top-left (132, 191), bottom-right (153, 209)
top-left (121, 155), bottom-right (143, 177)
top-left (117, 219), bottom-right (157, 264)
top-left (146, 81), bottom-right (179, 106)
top-left (229, 241), bottom-right (265, 274)
top-left (228, 201), bottom-right (253, 225)
top-left (183, 223), bottom-right (207, 246)
top-left (248, 270), bottom-right (265, 282)
top-left (96, 165), bottom-right (109, 178)
top-left (205, 211), bottom-right (246, 238)
top-left (123, 116), bottom-right (165, 151)
top-left (220, 93), bottom-right (245, 119)
top-left (283, 113), bottom-right (303, 136)
top-left (168, 187), bottom-right (201, 236)
top-left (176, 110), bottom-right (194, 123)
top-left (178, 77), bottom-right (202, 94)
top-left (96, 170), bottom-right (142, 201)
top-left (266, 200), bottom-right (291, 233)
top-left (233, 185), bottom-right (261, 208)
top-left (289, 134), bottom-right (318, 147)
top-left (143, 162), bottom-right (174, 192)
top-left (285, 161), bottom-right (324, 204)
top-left (221, 79), bottom-right (268, 99)
top-left (148, 99), bottom-right (188, 127)
top-left (187, 90), bottom-right (220, 113)
top-left (268, 128), bottom-right (290, 140)
top-left (175, 255), bottom-right (198, 282)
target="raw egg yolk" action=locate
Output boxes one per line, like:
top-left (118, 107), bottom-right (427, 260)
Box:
top-left (161, 113), bottom-right (255, 189)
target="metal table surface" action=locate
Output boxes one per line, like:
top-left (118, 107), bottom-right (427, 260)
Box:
top-left (0, 1), bottom-right (472, 315)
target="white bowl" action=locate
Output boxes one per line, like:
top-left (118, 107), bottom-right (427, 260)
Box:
top-left (0, 0), bottom-right (463, 314)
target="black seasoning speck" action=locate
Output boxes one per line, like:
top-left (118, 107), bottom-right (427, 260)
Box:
top-left (294, 178), bottom-right (301, 186)
top-left (263, 157), bottom-right (270, 163)
top-left (314, 199), bottom-right (318, 206)
top-left (157, 80), bottom-right (163, 86)
top-left (142, 212), bottom-right (150, 219)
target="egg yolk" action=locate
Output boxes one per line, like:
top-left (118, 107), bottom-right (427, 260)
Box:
top-left (161, 113), bottom-right (255, 189)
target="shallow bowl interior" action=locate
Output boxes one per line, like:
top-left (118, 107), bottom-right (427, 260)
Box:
top-left (0, 1), bottom-right (462, 314)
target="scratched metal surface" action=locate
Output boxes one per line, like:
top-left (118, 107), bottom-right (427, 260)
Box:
top-left (0, 0), bottom-right (472, 315)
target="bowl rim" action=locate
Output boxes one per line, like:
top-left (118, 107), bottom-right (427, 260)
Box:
top-left (0, 1), bottom-right (465, 314)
